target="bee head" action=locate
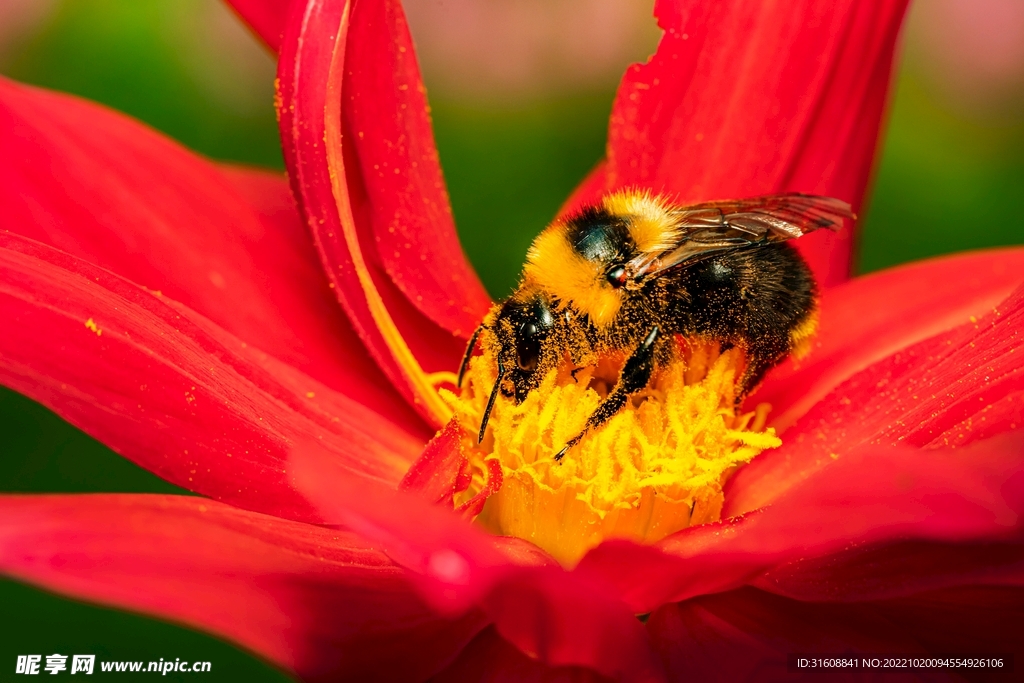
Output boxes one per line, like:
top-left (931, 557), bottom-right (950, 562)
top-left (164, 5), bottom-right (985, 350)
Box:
top-left (493, 291), bottom-right (555, 384)
top-left (471, 290), bottom-right (557, 442)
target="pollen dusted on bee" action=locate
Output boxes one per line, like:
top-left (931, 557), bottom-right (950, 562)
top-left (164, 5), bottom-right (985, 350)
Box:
top-left (443, 339), bottom-right (780, 566)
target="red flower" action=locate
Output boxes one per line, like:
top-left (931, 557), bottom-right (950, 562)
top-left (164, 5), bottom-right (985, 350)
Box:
top-left (1, 0), bottom-right (1022, 680)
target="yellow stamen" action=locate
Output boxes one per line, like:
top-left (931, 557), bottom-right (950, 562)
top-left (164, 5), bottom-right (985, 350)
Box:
top-left (442, 342), bottom-right (780, 566)
top-left (426, 371), bottom-right (460, 389)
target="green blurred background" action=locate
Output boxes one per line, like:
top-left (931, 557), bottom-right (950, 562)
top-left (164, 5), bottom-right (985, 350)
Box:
top-left (0, 0), bottom-right (1022, 680)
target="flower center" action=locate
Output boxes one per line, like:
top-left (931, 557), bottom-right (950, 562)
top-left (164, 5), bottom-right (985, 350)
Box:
top-left (443, 340), bottom-right (780, 566)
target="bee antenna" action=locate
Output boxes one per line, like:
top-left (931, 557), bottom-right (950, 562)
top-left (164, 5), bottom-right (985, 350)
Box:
top-left (457, 324), bottom-right (485, 388)
top-left (478, 359), bottom-right (504, 444)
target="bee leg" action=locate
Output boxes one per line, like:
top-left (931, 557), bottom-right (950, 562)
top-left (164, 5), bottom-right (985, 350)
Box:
top-left (555, 327), bottom-right (659, 461)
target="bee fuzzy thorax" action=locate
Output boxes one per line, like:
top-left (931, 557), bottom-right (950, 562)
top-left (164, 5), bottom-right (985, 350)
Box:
top-left (523, 190), bottom-right (679, 328)
top-left (445, 340), bottom-right (781, 566)
top-left (601, 190), bottom-right (681, 254)
top-left (523, 227), bottom-right (623, 328)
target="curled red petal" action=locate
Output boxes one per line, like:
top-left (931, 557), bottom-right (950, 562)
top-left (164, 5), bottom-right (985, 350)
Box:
top-left (400, 419), bottom-right (467, 508)
top-left (576, 433), bottom-right (1024, 615)
top-left (598, 0), bottom-right (909, 286)
top-left (0, 232), bottom-right (423, 521)
top-left (0, 494), bottom-right (486, 682)
top-left (224, 0), bottom-right (293, 51)
top-left (755, 248), bottom-right (1024, 430)
top-left (278, 0), bottom-right (491, 424)
top-left (0, 77), bottom-right (418, 424)
top-left (728, 281), bottom-right (1024, 514)
top-left (456, 457), bottom-right (503, 518)
top-left (343, 0), bottom-right (492, 334)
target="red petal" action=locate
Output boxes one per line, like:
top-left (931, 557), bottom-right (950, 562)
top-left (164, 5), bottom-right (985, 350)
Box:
top-left (755, 248), bottom-right (1024, 430)
top-left (0, 77), bottom-right (419, 425)
top-left (291, 437), bottom-right (511, 609)
top-left (575, 434), bottom-right (1024, 615)
top-left (278, 0), bottom-right (491, 424)
top-left (0, 495), bottom-right (486, 682)
top-left (753, 538), bottom-right (1024, 603)
top-left (400, 419), bottom-right (467, 507)
top-left (432, 626), bottom-right (614, 683)
top-left (596, 0), bottom-right (909, 286)
top-left (647, 590), bottom-right (922, 682)
top-left (290, 446), bottom-right (665, 681)
top-left (0, 233), bottom-right (423, 521)
top-left (456, 457), bottom-right (503, 518)
top-left (224, 0), bottom-right (292, 51)
top-left (671, 587), bottom-right (1024, 677)
top-left (865, 585), bottom-right (1024, 657)
top-left (728, 281), bottom-right (1024, 514)
top-left (479, 570), bottom-right (665, 683)
top-left (343, 1), bottom-right (492, 331)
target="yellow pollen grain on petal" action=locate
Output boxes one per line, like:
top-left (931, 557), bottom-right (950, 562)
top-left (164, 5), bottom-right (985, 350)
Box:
top-left (447, 341), bottom-right (781, 566)
top-left (84, 318), bottom-right (102, 336)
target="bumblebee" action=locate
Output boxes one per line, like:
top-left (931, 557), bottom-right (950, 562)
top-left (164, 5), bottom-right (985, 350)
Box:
top-left (459, 191), bottom-right (854, 459)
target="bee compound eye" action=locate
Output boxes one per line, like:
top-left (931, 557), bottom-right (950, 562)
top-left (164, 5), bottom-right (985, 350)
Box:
top-left (605, 265), bottom-right (627, 288)
top-left (516, 340), bottom-right (540, 371)
top-left (516, 322), bottom-right (543, 372)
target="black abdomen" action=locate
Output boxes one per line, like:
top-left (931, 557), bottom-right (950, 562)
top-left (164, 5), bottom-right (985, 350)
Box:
top-left (662, 242), bottom-right (814, 338)
top-left (630, 242), bottom-right (817, 395)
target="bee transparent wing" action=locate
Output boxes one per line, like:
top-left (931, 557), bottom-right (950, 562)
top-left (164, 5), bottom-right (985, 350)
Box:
top-left (631, 194), bottom-right (854, 278)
